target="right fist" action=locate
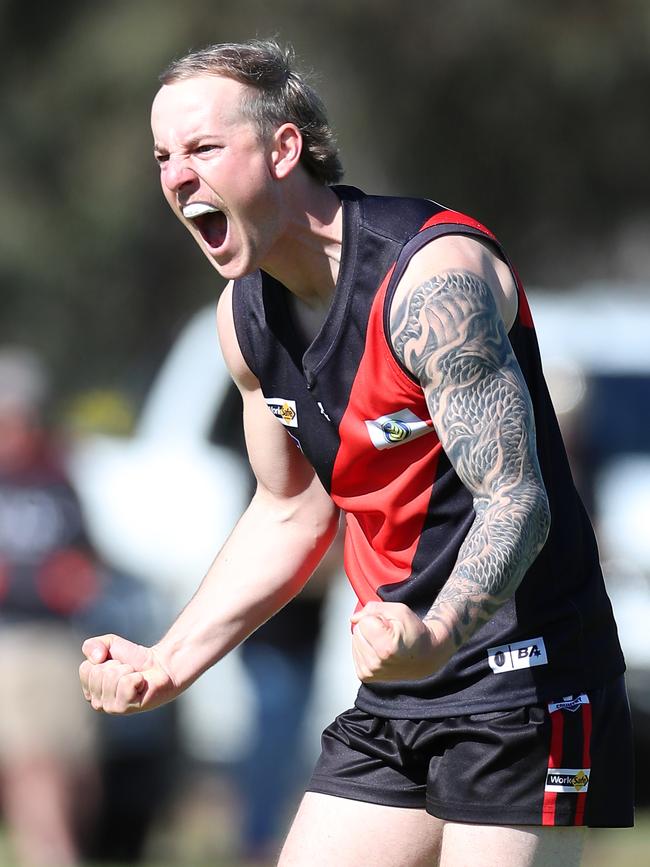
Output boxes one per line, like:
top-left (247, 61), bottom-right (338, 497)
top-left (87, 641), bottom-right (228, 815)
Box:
top-left (79, 634), bottom-right (177, 714)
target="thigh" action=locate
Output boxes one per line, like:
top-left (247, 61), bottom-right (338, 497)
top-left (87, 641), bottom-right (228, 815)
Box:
top-left (440, 822), bottom-right (585, 867)
top-left (278, 792), bottom-right (443, 867)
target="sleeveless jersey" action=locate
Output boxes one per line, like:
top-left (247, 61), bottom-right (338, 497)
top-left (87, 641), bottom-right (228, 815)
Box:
top-left (232, 185), bottom-right (625, 719)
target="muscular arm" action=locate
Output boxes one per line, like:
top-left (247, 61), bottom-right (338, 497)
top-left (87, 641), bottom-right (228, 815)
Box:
top-left (81, 284), bottom-right (339, 711)
top-left (352, 238), bottom-right (550, 681)
top-left (155, 284), bottom-right (339, 687)
top-left (391, 252), bottom-right (550, 657)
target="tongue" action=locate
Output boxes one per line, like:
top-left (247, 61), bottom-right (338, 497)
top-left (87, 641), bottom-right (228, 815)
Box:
top-left (198, 211), bottom-right (227, 248)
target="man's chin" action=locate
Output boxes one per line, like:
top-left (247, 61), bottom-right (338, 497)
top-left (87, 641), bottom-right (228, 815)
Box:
top-left (202, 247), bottom-right (256, 282)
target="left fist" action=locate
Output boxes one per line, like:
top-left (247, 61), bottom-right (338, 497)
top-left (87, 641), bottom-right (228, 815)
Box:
top-left (351, 601), bottom-right (444, 682)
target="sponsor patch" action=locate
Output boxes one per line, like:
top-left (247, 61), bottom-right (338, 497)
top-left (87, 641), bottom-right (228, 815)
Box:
top-left (548, 694), bottom-right (589, 714)
top-left (265, 397), bottom-right (298, 428)
top-left (487, 637), bottom-right (548, 674)
top-left (545, 769), bottom-right (590, 793)
top-left (365, 409), bottom-right (433, 450)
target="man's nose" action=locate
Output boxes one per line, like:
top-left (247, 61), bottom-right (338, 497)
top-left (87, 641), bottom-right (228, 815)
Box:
top-left (161, 156), bottom-right (198, 193)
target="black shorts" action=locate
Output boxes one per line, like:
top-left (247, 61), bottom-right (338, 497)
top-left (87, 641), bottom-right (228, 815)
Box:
top-left (307, 675), bottom-right (634, 827)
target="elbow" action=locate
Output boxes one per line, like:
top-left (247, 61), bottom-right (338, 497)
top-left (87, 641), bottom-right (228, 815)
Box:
top-left (315, 501), bottom-right (341, 549)
top-left (503, 488), bottom-right (550, 599)
top-left (285, 489), bottom-right (339, 557)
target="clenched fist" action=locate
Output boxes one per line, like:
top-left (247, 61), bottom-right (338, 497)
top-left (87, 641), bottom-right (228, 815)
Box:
top-left (351, 601), bottom-right (450, 682)
top-left (79, 634), bottom-right (179, 714)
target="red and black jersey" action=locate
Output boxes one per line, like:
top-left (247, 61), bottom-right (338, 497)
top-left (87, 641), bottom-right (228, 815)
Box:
top-left (232, 185), bottom-right (625, 718)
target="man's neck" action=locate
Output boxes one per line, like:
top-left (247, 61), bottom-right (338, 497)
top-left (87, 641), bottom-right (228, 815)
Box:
top-left (261, 181), bottom-right (343, 305)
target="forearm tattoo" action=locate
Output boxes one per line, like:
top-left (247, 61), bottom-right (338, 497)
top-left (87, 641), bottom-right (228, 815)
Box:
top-left (390, 270), bottom-right (551, 651)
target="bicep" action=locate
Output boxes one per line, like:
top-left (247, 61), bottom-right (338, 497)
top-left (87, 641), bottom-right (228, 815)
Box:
top-left (390, 269), bottom-right (542, 502)
top-left (241, 385), bottom-right (321, 499)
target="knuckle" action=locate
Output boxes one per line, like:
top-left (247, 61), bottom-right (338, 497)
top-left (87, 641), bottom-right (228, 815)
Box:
top-left (105, 698), bottom-right (125, 716)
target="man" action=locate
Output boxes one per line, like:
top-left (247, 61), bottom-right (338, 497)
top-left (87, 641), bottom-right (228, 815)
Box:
top-left (80, 40), bottom-right (633, 866)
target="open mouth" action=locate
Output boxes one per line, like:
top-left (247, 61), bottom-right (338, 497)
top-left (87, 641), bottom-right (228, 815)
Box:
top-left (182, 202), bottom-right (228, 250)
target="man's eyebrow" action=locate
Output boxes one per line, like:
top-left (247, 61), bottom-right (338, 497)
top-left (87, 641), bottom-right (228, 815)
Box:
top-left (153, 136), bottom-right (219, 154)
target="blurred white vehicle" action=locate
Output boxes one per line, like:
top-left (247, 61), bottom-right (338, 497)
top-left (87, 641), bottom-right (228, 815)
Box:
top-left (530, 284), bottom-right (650, 733)
top-left (70, 308), bottom-right (249, 590)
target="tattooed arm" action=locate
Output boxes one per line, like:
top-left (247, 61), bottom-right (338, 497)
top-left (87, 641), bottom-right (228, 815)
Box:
top-left (351, 237), bottom-right (550, 682)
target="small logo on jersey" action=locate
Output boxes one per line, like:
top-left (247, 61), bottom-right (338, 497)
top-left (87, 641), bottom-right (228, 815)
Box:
top-left (545, 769), bottom-right (590, 793)
top-left (548, 694), bottom-right (589, 714)
top-left (382, 419), bottom-right (410, 443)
top-left (487, 637), bottom-right (548, 674)
top-left (317, 402), bottom-right (331, 422)
top-left (265, 398), bottom-right (298, 428)
top-left (365, 409), bottom-right (432, 450)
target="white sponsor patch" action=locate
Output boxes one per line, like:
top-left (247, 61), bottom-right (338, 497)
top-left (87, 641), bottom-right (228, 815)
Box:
top-left (548, 694), bottom-right (589, 714)
top-left (545, 769), bottom-right (590, 793)
top-left (365, 408), bottom-right (433, 449)
top-left (265, 397), bottom-right (298, 428)
top-left (487, 637), bottom-right (548, 674)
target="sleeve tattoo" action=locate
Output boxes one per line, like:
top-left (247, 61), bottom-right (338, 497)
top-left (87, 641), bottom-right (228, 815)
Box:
top-left (390, 269), bottom-right (551, 652)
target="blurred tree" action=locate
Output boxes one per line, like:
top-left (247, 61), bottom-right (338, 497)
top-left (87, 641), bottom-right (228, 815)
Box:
top-left (1, 0), bottom-right (649, 403)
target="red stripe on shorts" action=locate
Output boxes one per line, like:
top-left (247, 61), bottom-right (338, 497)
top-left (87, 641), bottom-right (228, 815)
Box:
top-left (542, 708), bottom-right (565, 826)
top-left (574, 702), bottom-right (593, 826)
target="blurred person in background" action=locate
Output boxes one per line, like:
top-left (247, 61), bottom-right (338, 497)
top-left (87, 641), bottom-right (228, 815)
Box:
top-left (80, 40), bottom-right (633, 867)
top-left (235, 557), bottom-right (335, 865)
top-left (62, 387), bottom-right (180, 864)
top-left (0, 347), bottom-right (100, 866)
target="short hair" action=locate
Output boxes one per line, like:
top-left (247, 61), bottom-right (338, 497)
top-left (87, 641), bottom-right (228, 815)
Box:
top-left (159, 40), bottom-right (344, 186)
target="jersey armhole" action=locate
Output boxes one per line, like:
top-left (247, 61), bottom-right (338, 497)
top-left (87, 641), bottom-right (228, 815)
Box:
top-left (231, 278), bottom-right (261, 380)
top-left (381, 222), bottom-right (522, 380)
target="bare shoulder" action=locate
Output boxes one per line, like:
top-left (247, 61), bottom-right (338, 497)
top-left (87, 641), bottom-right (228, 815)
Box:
top-left (216, 282), bottom-right (258, 392)
top-left (395, 233), bottom-right (518, 332)
top-left (216, 283), bottom-right (328, 504)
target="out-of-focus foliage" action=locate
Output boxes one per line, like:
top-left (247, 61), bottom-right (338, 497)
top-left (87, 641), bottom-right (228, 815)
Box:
top-left (2, 0), bottom-right (650, 400)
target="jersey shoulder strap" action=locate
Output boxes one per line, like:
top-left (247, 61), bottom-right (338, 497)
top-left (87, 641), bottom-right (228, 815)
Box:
top-left (382, 209), bottom-right (525, 349)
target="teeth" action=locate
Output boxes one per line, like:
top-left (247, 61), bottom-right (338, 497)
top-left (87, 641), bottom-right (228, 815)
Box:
top-left (182, 202), bottom-right (220, 219)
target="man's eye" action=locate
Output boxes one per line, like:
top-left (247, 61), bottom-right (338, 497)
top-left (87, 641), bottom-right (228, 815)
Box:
top-left (154, 153), bottom-right (169, 164)
top-left (195, 144), bottom-right (219, 155)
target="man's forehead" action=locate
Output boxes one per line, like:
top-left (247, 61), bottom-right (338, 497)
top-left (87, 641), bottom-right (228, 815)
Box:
top-left (151, 74), bottom-right (250, 130)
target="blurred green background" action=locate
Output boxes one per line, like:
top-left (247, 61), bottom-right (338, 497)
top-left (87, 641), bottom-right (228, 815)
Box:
top-left (2, 0), bottom-right (650, 406)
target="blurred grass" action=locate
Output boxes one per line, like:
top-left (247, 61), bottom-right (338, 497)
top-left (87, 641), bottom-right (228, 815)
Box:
top-left (583, 808), bottom-right (650, 866)
top-left (1, 809), bottom-right (648, 865)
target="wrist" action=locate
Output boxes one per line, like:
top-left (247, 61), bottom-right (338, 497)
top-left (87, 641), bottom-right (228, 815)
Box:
top-left (423, 617), bottom-right (457, 669)
top-left (152, 637), bottom-right (189, 692)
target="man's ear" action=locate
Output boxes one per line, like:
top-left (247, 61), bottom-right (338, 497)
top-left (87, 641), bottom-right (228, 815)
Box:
top-left (269, 123), bottom-right (303, 179)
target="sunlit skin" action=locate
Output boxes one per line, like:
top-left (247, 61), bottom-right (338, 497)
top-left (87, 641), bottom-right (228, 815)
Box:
top-left (150, 75), bottom-right (343, 303)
